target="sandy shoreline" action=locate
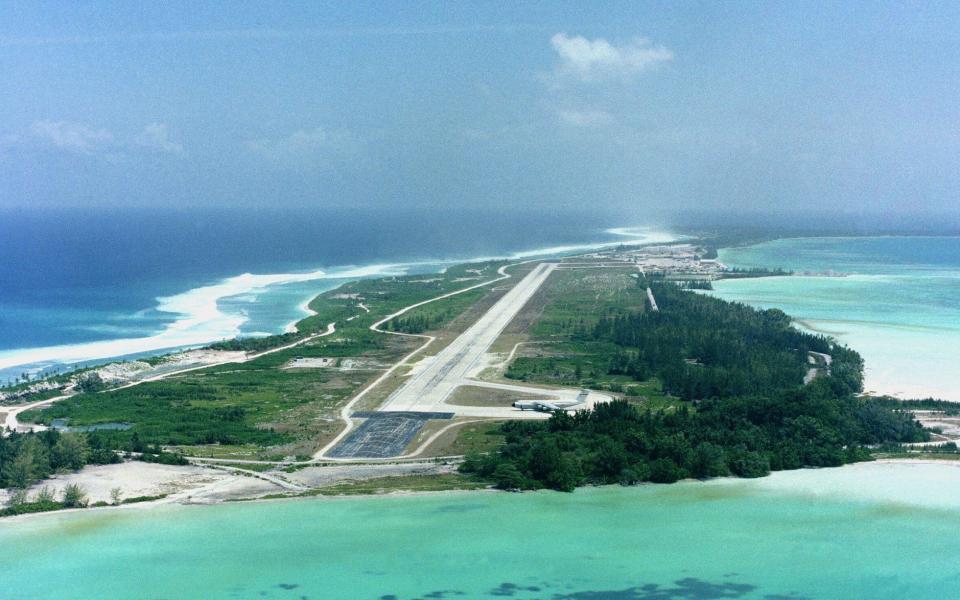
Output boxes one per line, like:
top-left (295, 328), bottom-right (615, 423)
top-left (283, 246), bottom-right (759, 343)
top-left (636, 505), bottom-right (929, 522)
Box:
top-left (4, 457), bottom-right (958, 525)
top-left (0, 458), bottom-right (469, 523)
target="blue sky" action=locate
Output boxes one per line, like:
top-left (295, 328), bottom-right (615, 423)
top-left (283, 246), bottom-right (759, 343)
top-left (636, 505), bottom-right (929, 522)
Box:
top-left (1, 1), bottom-right (958, 220)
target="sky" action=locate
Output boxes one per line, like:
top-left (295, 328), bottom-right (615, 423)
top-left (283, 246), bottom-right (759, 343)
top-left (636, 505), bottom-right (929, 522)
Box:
top-left (1, 1), bottom-right (958, 223)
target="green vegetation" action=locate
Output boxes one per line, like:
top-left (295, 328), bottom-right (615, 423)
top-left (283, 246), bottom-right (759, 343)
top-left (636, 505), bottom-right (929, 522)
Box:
top-left (0, 498), bottom-right (67, 517)
top-left (121, 494), bottom-right (168, 504)
top-left (385, 288), bottom-right (487, 333)
top-left (721, 267), bottom-right (792, 278)
top-left (0, 483), bottom-right (92, 517)
top-left (873, 444), bottom-right (960, 462)
top-left (871, 397), bottom-right (960, 416)
top-left (462, 388), bottom-right (927, 492)
top-left (509, 275), bottom-right (859, 402)
top-left (75, 372), bottom-right (107, 393)
top-left (595, 281), bottom-right (862, 400)
top-left (671, 279), bottom-right (713, 290)
top-left (22, 378), bottom-right (300, 448)
top-left (136, 445), bottom-right (189, 465)
top-left (447, 386), bottom-right (548, 407)
top-left (467, 269), bottom-right (927, 492)
top-left (9, 254), bottom-right (938, 500)
top-left (504, 268), bottom-right (671, 401)
top-left (434, 421), bottom-right (506, 456)
top-left (18, 261), bottom-right (509, 461)
top-left (212, 261), bottom-right (505, 351)
top-left (0, 430), bottom-right (120, 490)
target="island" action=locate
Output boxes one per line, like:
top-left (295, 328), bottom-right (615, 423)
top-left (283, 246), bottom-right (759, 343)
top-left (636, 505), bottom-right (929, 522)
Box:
top-left (0, 239), bottom-right (948, 516)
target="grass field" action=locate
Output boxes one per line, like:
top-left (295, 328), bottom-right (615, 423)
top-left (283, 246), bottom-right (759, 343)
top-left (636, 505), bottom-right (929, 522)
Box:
top-left (410, 419), bottom-right (507, 458)
top-left (446, 386), bottom-right (548, 407)
top-left (19, 260), bottom-right (514, 459)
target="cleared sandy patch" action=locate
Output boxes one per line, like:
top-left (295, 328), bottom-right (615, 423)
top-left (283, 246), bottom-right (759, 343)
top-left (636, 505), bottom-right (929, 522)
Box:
top-left (176, 475), bottom-right (282, 504)
top-left (5, 462), bottom-right (230, 505)
top-left (286, 462), bottom-right (453, 488)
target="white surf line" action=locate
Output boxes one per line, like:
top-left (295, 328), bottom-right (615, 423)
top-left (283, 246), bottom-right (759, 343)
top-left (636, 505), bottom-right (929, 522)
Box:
top-left (285, 298), bottom-right (319, 334)
top-left (0, 229), bottom-right (672, 376)
top-left (312, 263), bottom-right (523, 460)
top-left (2, 322), bottom-right (337, 436)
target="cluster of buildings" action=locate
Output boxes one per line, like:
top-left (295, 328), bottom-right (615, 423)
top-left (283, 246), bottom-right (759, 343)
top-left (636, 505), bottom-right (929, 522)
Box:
top-left (575, 243), bottom-right (727, 278)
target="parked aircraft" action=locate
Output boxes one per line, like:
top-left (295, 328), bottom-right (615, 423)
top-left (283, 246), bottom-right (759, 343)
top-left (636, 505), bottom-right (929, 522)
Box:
top-left (513, 389), bottom-right (590, 412)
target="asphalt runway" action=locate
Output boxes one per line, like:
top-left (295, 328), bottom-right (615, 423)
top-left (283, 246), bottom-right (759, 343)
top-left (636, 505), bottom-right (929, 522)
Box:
top-left (327, 412), bottom-right (453, 459)
top-left (380, 262), bottom-right (558, 412)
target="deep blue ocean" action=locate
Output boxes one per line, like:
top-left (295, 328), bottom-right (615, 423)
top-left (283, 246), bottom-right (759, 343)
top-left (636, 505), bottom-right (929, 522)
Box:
top-left (0, 206), bottom-right (656, 382)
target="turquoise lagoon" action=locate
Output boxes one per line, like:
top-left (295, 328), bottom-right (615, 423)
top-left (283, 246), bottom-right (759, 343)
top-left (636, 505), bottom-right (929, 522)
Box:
top-left (713, 236), bottom-right (960, 401)
top-left (1, 462), bottom-right (959, 599)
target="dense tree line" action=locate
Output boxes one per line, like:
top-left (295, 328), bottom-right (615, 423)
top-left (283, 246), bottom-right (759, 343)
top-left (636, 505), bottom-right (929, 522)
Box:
top-left (386, 304), bottom-right (463, 334)
top-left (466, 279), bottom-right (926, 492)
top-left (588, 281), bottom-right (862, 400)
top-left (722, 267), bottom-right (793, 277)
top-left (671, 280), bottom-right (713, 290)
top-left (0, 430), bottom-right (120, 490)
top-left (870, 397), bottom-right (960, 416)
top-left (209, 332), bottom-right (301, 353)
top-left (462, 385), bottom-right (928, 492)
top-left (386, 313), bottom-right (437, 334)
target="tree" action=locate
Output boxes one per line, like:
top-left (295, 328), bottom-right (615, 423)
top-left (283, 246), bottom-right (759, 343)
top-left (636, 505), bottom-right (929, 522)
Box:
top-left (7, 488), bottom-right (28, 507)
top-left (61, 484), bottom-right (88, 508)
top-left (2, 437), bottom-right (49, 488)
top-left (727, 447), bottom-right (770, 478)
top-left (52, 433), bottom-right (89, 471)
top-left (648, 458), bottom-right (685, 484)
top-left (3, 452), bottom-right (34, 489)
top-left (691, 443), bottom-right (728, 479)
top-left (110, 487), bottom-right (123, 505)
top-left (34, 486), bottom-right (56, 503)
top-left (76, 372), bottom-right (106, 393)
top-left (492, 463), bottom-right (527, 491)
top-left (592, 438), bottom-right (629, 481)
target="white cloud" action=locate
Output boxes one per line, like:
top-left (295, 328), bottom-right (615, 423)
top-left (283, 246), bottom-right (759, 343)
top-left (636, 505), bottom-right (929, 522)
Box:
top-left (135, 123), bottom-right (184, 155)
top-left (9, 120), bottom-right (183, 159)
top-left (556, 108), bottom-right (614, 127)
top-left (245, 127), bottom-right (361, 166)
top-left (550, 33), bottom-right (673, 83)
top-left (30, 121), bottom-right (114, 153)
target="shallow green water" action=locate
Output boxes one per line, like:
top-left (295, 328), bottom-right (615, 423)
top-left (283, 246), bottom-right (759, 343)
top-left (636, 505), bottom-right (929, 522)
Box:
top-left (2, 463), bottom-right (959, 599)
top-left (713, 236), bottom-right (960, 400)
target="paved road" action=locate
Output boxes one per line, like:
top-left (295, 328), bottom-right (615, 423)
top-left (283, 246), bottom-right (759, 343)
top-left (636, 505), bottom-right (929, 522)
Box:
top-left (380, 263), bottom-right (558, 412)
top-left (374, 261), bottom-right (608, 419)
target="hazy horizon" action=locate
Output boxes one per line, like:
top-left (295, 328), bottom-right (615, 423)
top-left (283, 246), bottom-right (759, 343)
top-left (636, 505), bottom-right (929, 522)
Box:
top-left (2, 2), bottom-right (959, 221)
